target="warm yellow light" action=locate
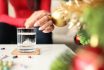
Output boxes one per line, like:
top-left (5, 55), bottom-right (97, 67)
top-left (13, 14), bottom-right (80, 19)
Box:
top-left (90, 35), bottom-right (99, 47)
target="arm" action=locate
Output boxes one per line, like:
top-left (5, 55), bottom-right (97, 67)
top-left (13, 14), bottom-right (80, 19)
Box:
top-left (40, 0), bottom-right (51, 12)
top-left (0, 0), bottom-right (26, 27)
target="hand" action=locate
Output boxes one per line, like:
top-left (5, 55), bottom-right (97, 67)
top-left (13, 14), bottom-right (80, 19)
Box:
top-left (25, 10), bottom-right (54, 33)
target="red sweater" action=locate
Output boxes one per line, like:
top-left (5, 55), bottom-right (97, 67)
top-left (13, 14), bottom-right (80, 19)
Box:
top-left (0, 0), bottom-right (51, 27)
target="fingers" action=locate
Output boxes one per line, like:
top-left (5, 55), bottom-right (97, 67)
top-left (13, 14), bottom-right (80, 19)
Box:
top-left (34, 15), bottom-right (51, 27)
top-left (25, 10), bottom-right (50, 28)
top-left (43, 25), bottom-right (54, 33)
top-left (39, 20), bottom-right (53, 30)
top-left (37, 17), bottom-right (54, 33)
top-left (24, 10), bottom-right (54, 33)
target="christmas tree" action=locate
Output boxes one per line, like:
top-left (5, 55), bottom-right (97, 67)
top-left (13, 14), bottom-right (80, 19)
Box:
top-left (51, 0), bottom-right (104, 70)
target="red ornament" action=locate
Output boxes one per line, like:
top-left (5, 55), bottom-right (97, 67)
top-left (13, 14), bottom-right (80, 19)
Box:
top-left (72, 45), bottom-right (104, 70)
top-left (74, 35), bottom-right (81, 45)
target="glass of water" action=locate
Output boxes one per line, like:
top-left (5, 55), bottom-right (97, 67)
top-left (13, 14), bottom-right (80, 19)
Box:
top-left (17, 28), bottom-right (36, 53)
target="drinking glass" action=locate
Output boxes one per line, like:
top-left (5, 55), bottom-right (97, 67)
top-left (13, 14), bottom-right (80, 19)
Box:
top-left (17, 28), bottom-right (36, 52)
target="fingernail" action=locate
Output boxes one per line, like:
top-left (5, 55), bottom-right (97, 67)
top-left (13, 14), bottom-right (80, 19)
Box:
top-left (43, 30), bottom-right (48, 33)
top-left (26, 25), bottom-right (29, 28)
top-left (39, 27), bottom-right (42, 30)
top-left (34, 23), bottom-right (39, 27)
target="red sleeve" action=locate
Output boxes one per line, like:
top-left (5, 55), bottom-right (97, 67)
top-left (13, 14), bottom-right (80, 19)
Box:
top-left (40, 0), bottom-right (51, 12)
top-left (0, 15), bottom-right (26, 27)
top-left (0, 0), bottom-right (26, 27)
